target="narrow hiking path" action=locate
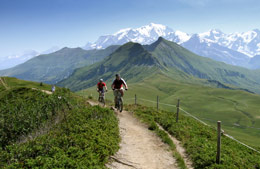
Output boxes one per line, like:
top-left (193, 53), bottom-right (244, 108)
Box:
top-left (32, 88), bottom-right (53, 95)
top-left (0, 77), bottom-right (9, 89)
top-left (157, 124), bottom-right (193, 169)
top-left (88, 100), bottom-right (182, 169)
top-left (107, 110), bottom-right (178, 169)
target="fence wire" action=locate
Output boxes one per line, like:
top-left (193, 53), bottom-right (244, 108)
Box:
top-left (132, 96), bottom-right (260, 154)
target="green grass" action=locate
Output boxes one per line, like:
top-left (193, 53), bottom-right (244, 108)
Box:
top-left (0, 87), bottom-right (70, 148)
top-left (77, 73), bottom-right (260, 148)
top-left (0, 77), bottom-right (120, 168)
top-left (0, 76), bottom-right (52, 92)
top-left (0, 90), bottom-right (119, 168)
top-left (127, 104), bottom-right (260, 169)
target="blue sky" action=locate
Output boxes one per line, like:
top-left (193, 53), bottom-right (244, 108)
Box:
top-left (1, 0), bottom-right (260, 57)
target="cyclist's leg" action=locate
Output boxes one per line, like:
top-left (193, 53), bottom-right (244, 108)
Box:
top-left (98, 90), bottom-right (102, 101)
top-left (101, 89), bottom-right (105, 103)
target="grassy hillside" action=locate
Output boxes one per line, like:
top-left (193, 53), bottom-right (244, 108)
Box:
top-left (58, 37), bottom-right (260, 94)
top-left (0, 77), bottom-right (120, 168)
top-left (0, 46), bottom-right (119, 84)
top-left (78, 73), bottom-right (260, 148)
top-left (127, 104), bottom-right (260, 168)
top-left (0, 97), bottom-right (119, 168)
top-left (58, 42), bottom-right (161, 91)
top-left (147, 37), bottom-right (260, 93)
top-left (0, 77), bottom-right (65, 147)
top-left (0, 76), bottom-right (52, 92)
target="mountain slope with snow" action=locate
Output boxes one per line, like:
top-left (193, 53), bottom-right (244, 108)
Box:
top-left (197, 29), bottom-right (260, 57)
top-left (83, 23), bottom-right (260, 69)
top-left (83, 23), bottom-right (189, 49)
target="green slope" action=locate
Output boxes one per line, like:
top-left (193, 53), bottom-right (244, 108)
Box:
top-left (59, 37), bottom-right (260, 94)
top-left (0, 77), bottom-right (120, 168)
top-left (57, 37), bottom-right (260, 146)
top-left (0, 77), bottom-right (60, 147)
top-left (146, 37), bottom-right (260, 93)
top-left (0, 76), bottom-right (52, 92)
top-left (128, 105), bottom-right (260, 168)
top-left (79, 73), bottom-right (260, 147)
top-left (58, 42), bottom-right (161, 91)
top-left (0, 46), bottom-right (119, 84)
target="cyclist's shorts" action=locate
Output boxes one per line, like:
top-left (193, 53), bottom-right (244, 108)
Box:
top-left (98, 89), bottom-right (105, 93)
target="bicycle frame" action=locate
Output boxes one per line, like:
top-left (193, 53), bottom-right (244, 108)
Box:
top-left (114, 89), bottom-right (123, 112)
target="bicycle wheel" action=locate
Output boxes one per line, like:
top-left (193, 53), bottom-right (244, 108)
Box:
top-left (101, 96), bottom-right (105, 106)
top-left (119, 98), bottom-right (123, 112)
top-left (116, 98), bottom-right (120, 111)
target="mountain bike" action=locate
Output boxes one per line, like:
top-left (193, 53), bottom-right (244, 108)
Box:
top-left (114, 89), bottom-right (124, 112)
top-left (98, 90), bottom-right (106, 106)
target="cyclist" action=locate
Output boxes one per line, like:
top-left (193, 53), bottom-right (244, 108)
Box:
top-left (111, 74), bottom-right (128, 109)
top-left (97, 79), bottom-right (107, 100)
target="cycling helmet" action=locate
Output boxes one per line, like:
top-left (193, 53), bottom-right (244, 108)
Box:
top-left (115, 74), bottom-right (120, 77)
top-left (100, 79), bottom-right (103, 82)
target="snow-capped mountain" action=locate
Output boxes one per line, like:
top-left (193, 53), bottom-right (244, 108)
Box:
top-left (0, 47), bottom-right (61, 70)
top-left (83, 23), bottom-right (189, 49)
top-left (83, 23), bottom-right (260, 69)
top-left (197, 29), bottom-right (260, 57)
top-left (182, 34), bottom-right (250, 67)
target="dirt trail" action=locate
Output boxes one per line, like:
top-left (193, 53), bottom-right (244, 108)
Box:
top-left (32, 88), bottom-right (52, 95)
top-left (0, 77), bottom-right (9, 89)
top-left (107, 110), bottom-right (178, 169)
top-left (157, 124), bottom-right (193, 169)
top-left (87, 101), bottom-right (178, 169)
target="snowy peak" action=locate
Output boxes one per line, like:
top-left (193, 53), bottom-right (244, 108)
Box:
top-left (84, 23), bottom-right (179, 49)
top-left (198, 29), bottom-right (225, 43)
top-left (134, 23), bottom-right (173, 37)
top-left (83, 23), bottom-right (193, 50)
top-left (82, 23), bottom-right (260, 68)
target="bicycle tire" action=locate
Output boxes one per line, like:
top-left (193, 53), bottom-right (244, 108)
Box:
top-left (101, 96), bottom-right (105, 106)
top-left (119, 98), bottom-right (123, 112)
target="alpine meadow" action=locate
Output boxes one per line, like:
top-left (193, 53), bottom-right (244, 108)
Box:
top-left (2, 0), bottom-right (260, 168)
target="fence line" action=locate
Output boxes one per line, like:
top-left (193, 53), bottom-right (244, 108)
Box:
top-left (179, 107), bottom-right (208, 126)
top-left (130, 96), bottom-right (260, 154)
top-left (224, 134), bottom-right (260, 154)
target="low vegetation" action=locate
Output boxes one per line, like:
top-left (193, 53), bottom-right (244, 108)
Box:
top-left (0, 77), bottom-right (120, 168)
top-left (126, 104), bottom-right (260, 169)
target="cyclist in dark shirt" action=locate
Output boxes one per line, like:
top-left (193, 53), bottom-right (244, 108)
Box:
top-left (111, 74), bottom-right (128, 108)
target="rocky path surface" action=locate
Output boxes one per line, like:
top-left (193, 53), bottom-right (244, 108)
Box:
top-left (88, 100), bottom-right (193, 169)
top-left (107, 110), bottom-right (178, 169)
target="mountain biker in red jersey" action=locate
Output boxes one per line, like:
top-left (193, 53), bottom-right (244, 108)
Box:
top-left (97, 79), bottom-right (107, 96)
top-left (111, 74), bottom-right (128, 107)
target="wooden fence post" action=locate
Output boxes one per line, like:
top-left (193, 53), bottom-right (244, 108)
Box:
top-left (157, 96), bottom-right (159, 112)
top-left (176, 99), bottom-right (180, 122)
top-left (216, 121), bottom-right (221, 164)
top-left (135, 94), bottom-right (137, 105)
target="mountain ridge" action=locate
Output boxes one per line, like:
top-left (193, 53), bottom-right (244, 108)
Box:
top-left (0, 46), bottom-right (119, 84)
top-left (83, 23), bottom-right (260, 69)
top-left (59, 37), bottom-right (260, 94)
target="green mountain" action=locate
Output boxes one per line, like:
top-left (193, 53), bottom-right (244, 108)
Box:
top-left (145, 37), bottom-right (260, 93)
top-left (59, 37), bottom-right (260, 147)
top-left (0, 46), bottom-right (119, 84)
top-left (59, 37), bottom-right (260, 93)
top-left (58, 42), bottom-right (161, 91)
